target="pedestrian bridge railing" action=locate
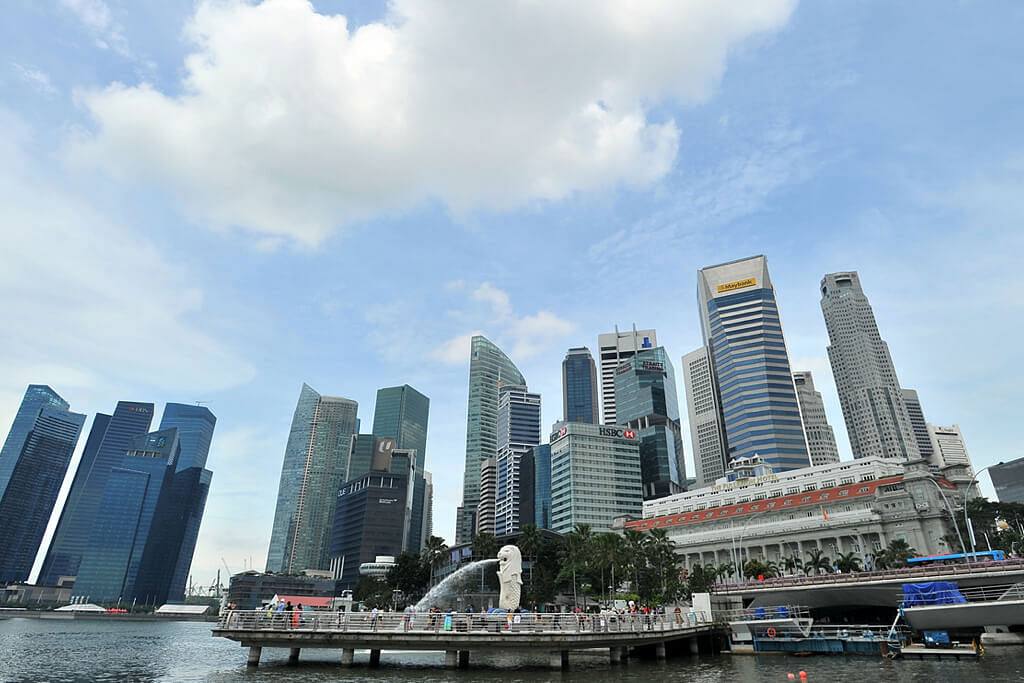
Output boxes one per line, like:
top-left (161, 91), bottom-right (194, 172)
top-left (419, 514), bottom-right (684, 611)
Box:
top-left (218, 609), bottom-right (713, 635)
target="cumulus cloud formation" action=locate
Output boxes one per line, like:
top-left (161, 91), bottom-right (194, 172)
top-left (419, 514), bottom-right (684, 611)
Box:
top-left (432, 283), bottom-right (576, 364)
top-left (69, 0), bottom-right (797, 245)
top-left (0, 109), bottom-right (256, 399)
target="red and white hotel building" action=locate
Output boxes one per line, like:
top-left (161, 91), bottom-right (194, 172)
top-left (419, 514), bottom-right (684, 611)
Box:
top-left (621, 457), bottom-right (971, 570)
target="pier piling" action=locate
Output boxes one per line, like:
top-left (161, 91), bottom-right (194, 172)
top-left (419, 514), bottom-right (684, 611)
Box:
top-left (288, 647), bottom-right (300, 664)
top-left (369, 649), bottom-right (381, 666)
top-left (341, 648), bottom-right (354, 666)
top-left (246, 646), bottom-right (261, 667)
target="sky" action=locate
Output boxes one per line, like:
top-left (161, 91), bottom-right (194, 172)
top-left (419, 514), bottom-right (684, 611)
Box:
top-left (1, 0), bottom-right (1022, 590)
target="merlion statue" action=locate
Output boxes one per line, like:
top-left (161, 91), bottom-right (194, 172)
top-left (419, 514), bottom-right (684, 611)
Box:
top-left (496, 545), bottom-right (523, 610)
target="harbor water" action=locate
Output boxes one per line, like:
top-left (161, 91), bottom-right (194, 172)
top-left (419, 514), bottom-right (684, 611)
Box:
top-left (2, 617), bottom-right (1024, 682)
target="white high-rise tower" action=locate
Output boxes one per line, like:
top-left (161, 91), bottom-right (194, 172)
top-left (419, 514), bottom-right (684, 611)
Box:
top-left (820, 272), bottom-right (920, 461)
top-left (598, 326), bottom-right (657, 425)
top-left (792, 371), bottom-right (840, 466)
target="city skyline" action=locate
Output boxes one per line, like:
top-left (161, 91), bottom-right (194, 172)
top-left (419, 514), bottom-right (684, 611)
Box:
top-left (1, 1), bottom-right (1021, 589)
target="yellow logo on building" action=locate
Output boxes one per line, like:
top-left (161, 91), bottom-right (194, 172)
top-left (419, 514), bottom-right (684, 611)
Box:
top-left (717, 277), bottom-right (757, 293)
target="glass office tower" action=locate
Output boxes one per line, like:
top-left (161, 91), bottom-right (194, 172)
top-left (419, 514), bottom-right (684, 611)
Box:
top-left (697, 255), bottom-right (810, 474)
top-left (562, 347), bottom-right (599, 424)
top-left (613, 347), bottom-right (686, 499)
top-left (0, 386), bottom-right (85, 583)
top-left (267, 384), bottom-right (358, 573)
top-left (494, 384), bottom-right (541, 536)
top-left (40, 401), bottom-right (154, 585)
top-left (372, 385), bottom-right (429, 551)
top-left (159, 403), bottom-right (216, 471)
top-left (457, 335), bottom-right (525, 544)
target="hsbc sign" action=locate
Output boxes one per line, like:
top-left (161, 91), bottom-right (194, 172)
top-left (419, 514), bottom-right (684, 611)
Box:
top-left (599, 427), bottom-right (636, 439)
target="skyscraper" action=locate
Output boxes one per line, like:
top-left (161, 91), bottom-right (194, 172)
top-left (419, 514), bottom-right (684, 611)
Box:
top-left (927, 424), bottom-right (973, 473)
top-left (682, 346), bottom-right (728, 488)
top-left (598, 327), bottom-right (657, 425)
top-left (0, 385), bottom-right (73, 501)
top-left (991, 457), bottom-right (1024, 505)
top-left (159, 403), bottom-right (217, 471)
top-left (494, 384), bottom-right (541, 536)
top-left (72, 428), bottom-right (181, 603)
top-left (549, 422), bottom-right (642, 534)
top-left (267, 384), bottom-right (358, 574)
top-left (613, 347), bottom-right (686, 499)
top-left (902, 389), bottom-right (934, 463)
top-left (528, 444), bottom-right (552, 529)
top-left (371, 385), bottom-right (429, 551)
top-left (820, 271), bottom-right (920, 461)
top-left (792, 371), bottom-right (840, 466)
top-left (0, 386), bottom-right (85, 583)
top-left (562, 347), bottom-right (598, 424)
top-left (457, 335), bottom-right (525, 543)
top-left (40, 401), bottom-right (154, 585)
top-left (476, 457), bottom-right (497, 536)
top-left (697, 256), bottom-right (810, 473)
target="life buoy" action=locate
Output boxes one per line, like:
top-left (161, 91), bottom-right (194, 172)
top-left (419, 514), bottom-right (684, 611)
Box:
top-left (766, 627), bottom-right (777, 638)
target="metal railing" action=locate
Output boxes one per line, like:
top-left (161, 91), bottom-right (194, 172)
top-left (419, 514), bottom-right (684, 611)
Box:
top-left (217, 609), bottom-right (713, 634)
top-left (745, 623), bottom-right (907, 641)
top-left (719, 605), bottom-right (811, 622)
top-left (715, 557), bottom-right (1024, 592)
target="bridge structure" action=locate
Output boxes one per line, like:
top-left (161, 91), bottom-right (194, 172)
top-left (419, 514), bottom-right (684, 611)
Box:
top-left (212, 609), bottom-right (724, 669)
top-left (713, 559), bottom-right (1024, 609)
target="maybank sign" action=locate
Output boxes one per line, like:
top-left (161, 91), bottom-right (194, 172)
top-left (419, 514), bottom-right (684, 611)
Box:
top-left (717, 277), bottom-right (757, 293)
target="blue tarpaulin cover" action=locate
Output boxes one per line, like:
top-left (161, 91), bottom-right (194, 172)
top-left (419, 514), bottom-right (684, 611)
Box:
top-left (902, 582), bottom-right (967, 606)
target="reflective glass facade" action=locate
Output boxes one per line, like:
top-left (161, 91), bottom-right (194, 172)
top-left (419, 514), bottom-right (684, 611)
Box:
top-left (562, 347), bottom-right (598, 424)
top-left (613, 347), bottom-right (685, 499)
top-left (328, 470), bottom-right (409, 589)
top-left (0, 391), bottom-right (85, 583)
top-left (371, 385), bottom-right (429, 551)
top-left (458, 335), bottom-right (525, 543)
top-left (40, 402), bottom-right (154, 584)
top-left (267, 384), bottom-right (358, 573)
top-left (494, 385), bottom-right (541, 536)
top-left (0, 384), bottom-right (70, 501)
top-left (698, 256), bottom-right (810, 474)
top-left (73, 428), bottom-right (179, 602)
top-left (159, 403), bottom-right (216, 471)
top-left (530, 444), bottom-right (552, 529)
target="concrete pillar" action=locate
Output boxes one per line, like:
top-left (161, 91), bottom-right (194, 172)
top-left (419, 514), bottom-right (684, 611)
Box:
top-left (609, 647), bottom-right (621, 664)
top-left (689, 637), bottom-right (700, 655)
top-left (246, 646), bottom-right (262, 667)
top-left (445, 650), bottom-right (458, 667)
top-left (458, 650), bottom-right (470, 668)
top-left (288, 648), bottom-right (300, 665)
top-left (655, 642), bottom-right (666, 660)
top-left (550, 650), bottom-right (569, 669)
top-left (369, 649), bottom-right (381, 667)
top-left (341, 648), bottom-right (354, 666)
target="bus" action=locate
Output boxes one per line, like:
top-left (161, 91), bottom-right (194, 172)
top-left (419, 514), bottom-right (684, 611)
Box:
top-left (906, 550), bottom-right (1006, 566)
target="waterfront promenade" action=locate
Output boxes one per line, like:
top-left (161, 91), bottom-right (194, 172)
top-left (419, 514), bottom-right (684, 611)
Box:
top-left (213, 609), bottom-right (722, 669)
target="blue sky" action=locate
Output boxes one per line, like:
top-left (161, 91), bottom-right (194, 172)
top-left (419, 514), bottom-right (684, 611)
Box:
top-left (2, 0), bottom-right (1022, 587)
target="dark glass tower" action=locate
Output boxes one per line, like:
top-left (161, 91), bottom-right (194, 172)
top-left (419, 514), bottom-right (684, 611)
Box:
top-left (614, 347), bottom-right (686, 499)
top-left (40, 401), bottom-right (154, 585)
top-left (0, 386), bottom-right (85, 583)
top-left (0, 385), bottom-right (71, 500)
top-left (159, 403), bottom-right (216, 470)
top-left (372, 385), bottom-right (429, 551)
top-left (562, 347), bottom-right (599, 424)
top-left (72, 428), bottom-right (180, 603)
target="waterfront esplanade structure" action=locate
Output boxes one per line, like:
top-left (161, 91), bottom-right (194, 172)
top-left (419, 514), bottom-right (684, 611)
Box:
top-left (456, 335), bottom-right (525, 544)
top-left (697, 255), bottom-right (810, 475)
top-left (630, 457), bottom-right (970, 570)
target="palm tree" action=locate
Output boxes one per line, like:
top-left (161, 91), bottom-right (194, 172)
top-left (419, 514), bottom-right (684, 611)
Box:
top-left (715, 562), bottom-right (735, 583)
top-left (472, 532), bottom-right (498, 561)
top-left (517, 524), bottom-right (542, 587)
top-left (803, 548), bottom-right (831, 575)
top-left (782, 554), bottom-right (800, 576)
top-left (623, 528), bottom-right (649, 593)
top-left (647, 528), bottom-right (677, 598)
top-left (881, 538), bottom-right (917, 567)
top-left (559, 523), bottom-right (594, 608)
top-left (595, 533), bottom-right (626, 603)
top-left (835, 551), bottom-right (862, 574)
top-left (421, 535), bottom-right (448, 586)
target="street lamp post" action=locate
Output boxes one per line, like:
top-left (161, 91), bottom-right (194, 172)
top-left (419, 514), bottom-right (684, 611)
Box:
top-left (963, 466), bottom-right (993, 559)
top-left (921, 477), bottom-right (968, 557)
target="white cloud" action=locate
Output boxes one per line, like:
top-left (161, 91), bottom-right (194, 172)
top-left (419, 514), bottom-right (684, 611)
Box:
top-left (60, 0), bottom-right (133, 58)
top-left (9, 63), bottom-right (57, 95)
top-left (471, 282), bottom-right (511, 319)
top-left (0, 108), bottom-right (256, 397)
top-left (68, 0), bottom-right (797, 246)
top-left (430, 331), bottom-right (482, 366)
top-left (431, 282), bottom-right (577, 364)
